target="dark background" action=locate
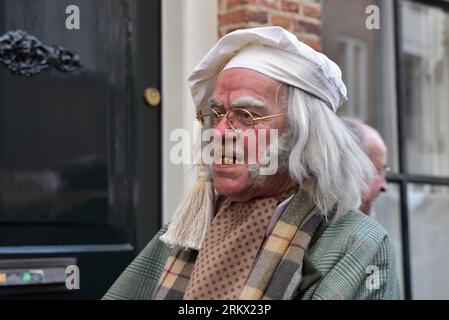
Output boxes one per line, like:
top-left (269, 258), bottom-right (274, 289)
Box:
top-left (0, 0), bottom-right (161, 299)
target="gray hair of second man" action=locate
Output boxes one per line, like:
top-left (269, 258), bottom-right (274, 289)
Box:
top-left (339, 117), bottom-right (369, 153)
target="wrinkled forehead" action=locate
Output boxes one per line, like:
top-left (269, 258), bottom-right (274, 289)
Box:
top-left (212, 68), bottom-right (284, 100)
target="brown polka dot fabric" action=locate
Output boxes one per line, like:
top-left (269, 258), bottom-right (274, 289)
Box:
top-left (183, 188), bottom-right (297, 300)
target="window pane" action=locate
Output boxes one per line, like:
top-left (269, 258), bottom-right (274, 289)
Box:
top-left (373, 183), bottom-right (405, 298)
top-left (409, 184), bottom-right (449, 299)
top-left (322, 0), bottom-right (399, 172)
top-left (401, 1), bottom-right (449, 177)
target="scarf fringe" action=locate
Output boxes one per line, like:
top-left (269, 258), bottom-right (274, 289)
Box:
top-left (160, 165), bottom-right (214, 250)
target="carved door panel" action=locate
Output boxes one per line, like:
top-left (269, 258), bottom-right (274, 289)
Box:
top-left (0, 0), bottom-right (161, 299)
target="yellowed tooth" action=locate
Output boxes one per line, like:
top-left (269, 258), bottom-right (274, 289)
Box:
top-left (222, 157), bottom-right (233, 165)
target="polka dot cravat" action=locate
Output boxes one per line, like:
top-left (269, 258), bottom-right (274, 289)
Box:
top-left (184, 189), bottom-right (297, 300)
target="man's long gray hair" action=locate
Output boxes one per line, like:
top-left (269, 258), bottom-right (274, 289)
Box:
top-left (286, 87), bottom-right (375, 218)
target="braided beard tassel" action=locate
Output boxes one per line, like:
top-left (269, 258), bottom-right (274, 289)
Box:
top-left (160, 164), bottom-right (214, 250)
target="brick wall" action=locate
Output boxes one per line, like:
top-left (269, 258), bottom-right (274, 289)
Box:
top-left (218, 0), bottom-right (322, 51)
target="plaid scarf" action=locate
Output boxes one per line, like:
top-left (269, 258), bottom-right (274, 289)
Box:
top-left (153, 188), bottom-right (323, 300)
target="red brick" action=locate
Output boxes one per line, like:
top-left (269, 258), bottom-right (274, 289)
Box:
top-left (227, 0), bottom-right (251, 10)
top-left (302, 3), bottom-right (321, 19)
top-left (227, 0), bottom-right (279, 10)
top-left (245, 10), bottom-right (269, 24)
top-left (220, 10), bottom-right (245, 25)
top-left (218, 0), bottom-right (228, 12)
top-left (218, 0), bottom-right (322, 40)
top-left (281, 0), bottom-right (299, 13)
top-left (271, 14), bottom-right (291, 29)
top-left (303, 37), bottom-right (322, 51)
top-left (219, 9), bottom-right (268, 26)
top-left (257, 0), bottom-right (279, 10)
top-left (292, 19), bottom-right (321, 35)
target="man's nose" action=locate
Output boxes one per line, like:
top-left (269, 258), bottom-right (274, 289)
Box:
top-left (379, 177), bottom-right (388, 193)
top-left (214, 116), bottom-right (230, 135)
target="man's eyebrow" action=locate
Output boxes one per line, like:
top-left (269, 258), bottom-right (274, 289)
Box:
top-left (231, 96), bottom-right (265, 108)
top-left (208, 97), bottom-right (224, 107)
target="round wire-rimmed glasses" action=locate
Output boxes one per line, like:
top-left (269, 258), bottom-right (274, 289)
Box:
top-left (197, 108), bottom-right (288, 132)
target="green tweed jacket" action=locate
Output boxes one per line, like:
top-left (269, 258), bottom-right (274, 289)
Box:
top-left (103, 209), bottom-right (401, 300)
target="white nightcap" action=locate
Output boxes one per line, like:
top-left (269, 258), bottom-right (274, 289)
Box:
top-left (188, 26), bottom-right (347, 113)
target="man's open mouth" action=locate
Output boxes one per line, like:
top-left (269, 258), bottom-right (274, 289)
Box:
top-left (221, 155), bottom-right (237, 165)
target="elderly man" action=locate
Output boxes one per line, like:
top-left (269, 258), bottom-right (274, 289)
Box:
top-left (341, 117), bottom-right (390, 217)
top-left (104, 27), bottom-right (400, 300)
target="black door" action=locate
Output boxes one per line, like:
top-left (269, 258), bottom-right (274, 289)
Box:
top-left (0, 0), bottom-right (161, 299)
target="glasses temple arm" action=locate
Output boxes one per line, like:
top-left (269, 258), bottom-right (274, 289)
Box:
top-left (253, 113), bottom-right (288, 121)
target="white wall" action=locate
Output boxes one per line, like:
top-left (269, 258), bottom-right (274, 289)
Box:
top-left (162, 0), bottom-right (218, 224)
